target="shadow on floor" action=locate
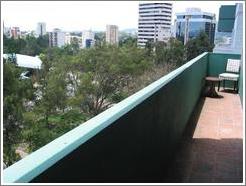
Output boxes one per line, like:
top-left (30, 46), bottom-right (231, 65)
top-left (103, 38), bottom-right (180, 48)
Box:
top-left (165, 138), bottom-right (243, 183)
top-left (164, 97), bottom-right (243, 183)
top-left (219, 89), bottom-right (238, 94)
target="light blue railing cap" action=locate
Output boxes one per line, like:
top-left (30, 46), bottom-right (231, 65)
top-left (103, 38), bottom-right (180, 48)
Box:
top-left (3, 52), bottom-right (208, 183)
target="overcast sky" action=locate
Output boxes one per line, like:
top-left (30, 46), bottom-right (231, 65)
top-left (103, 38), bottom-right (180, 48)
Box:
top-left (1, 1), bottom-right (243, 32)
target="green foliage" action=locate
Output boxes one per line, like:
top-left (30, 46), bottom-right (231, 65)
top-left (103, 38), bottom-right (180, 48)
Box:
top-left (94, 31), bottom-right (106, 47)
top-left (3, 60), bottom-right (34, 166)
top-left (22, 109), bottom-right (87, 151)
top-left (110, 91), bottom-right (129, 103)
top-left (154, 41), bottom-right (167, 64)
top-left (3, 35), bottom-right (26, 54)
top-left (37, 52), bottom-right (68, 126)
top-left (119, 33), bottom-right (137, 47)
top-left (185, 32), bottom-right (214, 61)
top-left (63, 37), bottom-right (80, 55)
top-left (71, 44), bottom-right (152, 115)
top-left (152, 38), bottom-right (185, 67)
top-left (145, 40), bottom-right (155, 57)
top-left (3, 34), bottom-right (49, 56)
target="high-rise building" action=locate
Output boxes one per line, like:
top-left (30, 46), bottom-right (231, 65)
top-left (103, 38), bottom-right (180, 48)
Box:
top-left (175, 8), bottom-right (216, 44)
top-left (3, 22), bottom-right (12, 38)
top-left (217, 5), bottom-right (236, 33)
top-left (137, 2), bottom-right (173, 47)
top-left (36, 22), bottom-right (46, 37)
top-left (49, 28), bottom-right (65, 48)
top-left (213, 5), bottom-right (236, 49)
top-left (65, 32), bottom-right (71, 45)
top-left (82, 30), bottom-right (95, 48)
top-left (11, 27), bottom-right (21, 39)
top-left (106, 25), bottom-right (119, 45)
top-left (213, 3), bottom-right (243, 54)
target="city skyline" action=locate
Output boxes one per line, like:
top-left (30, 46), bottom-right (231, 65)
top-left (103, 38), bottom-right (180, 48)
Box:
top-left (2, 1), bottom-right (241, 32)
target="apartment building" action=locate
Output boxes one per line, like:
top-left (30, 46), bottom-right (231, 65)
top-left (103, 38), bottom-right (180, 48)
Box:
top-left (137, 2), bottom-right (173, 47)
top-left (82, 30), bottom-right (95, 48)
top-left (106, 25), bottom-right (119, 45)
top-left (49, 28), bottom-right (65, 48)
top-left (65, 33), bottom-right (83, 48)
top-left (36, 22), bottom-right (46, 37)
top-left (3, 24), bottom-right (12, 38)
top-left (213, 3), bottom-right (243, 54)
top-left (10, 27), bottom-right (21, 39)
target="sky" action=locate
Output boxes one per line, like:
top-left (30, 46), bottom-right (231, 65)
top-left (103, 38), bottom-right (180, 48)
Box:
top-left (1, 1), bottom-right (243, 32)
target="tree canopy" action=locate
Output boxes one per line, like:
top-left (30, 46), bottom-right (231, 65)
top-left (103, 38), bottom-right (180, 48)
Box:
top-left (185, 32), bottom-right (214, 61)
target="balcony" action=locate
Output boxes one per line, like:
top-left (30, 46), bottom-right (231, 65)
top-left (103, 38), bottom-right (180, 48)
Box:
top-left (3, 52), bottom-right (243, 183)
top-left (165, 91), bottom-right (243, 182)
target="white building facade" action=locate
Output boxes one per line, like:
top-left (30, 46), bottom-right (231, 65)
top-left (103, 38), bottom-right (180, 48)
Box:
top-left (231, 3), bottom-right (243, 54)
top-left (36, 22), bottom-right (46, 37)
top-left (137, 2), bottom-right (173, 47)
top-left (49, 28), bottom-right (65, 48)
top-left (82, 30), bottom-right (95, 48)
top-left (3, 26), bottom-right (12, 38)
top-left (106, 25), bottom-right (119, 45)
top-left (65, 33), bottom-right (83, 48)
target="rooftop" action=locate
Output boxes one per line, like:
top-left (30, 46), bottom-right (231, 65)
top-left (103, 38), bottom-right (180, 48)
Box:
top-left (3, 54), bottom-right (42, 69)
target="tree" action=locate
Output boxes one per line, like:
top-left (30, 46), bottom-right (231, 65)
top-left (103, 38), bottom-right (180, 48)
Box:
top-left (20, 35), bottom-right (41, 56)
top-left (3, 35), bottom-right (27, 54)
top-left (63, 37), bottom-right (80, 55)
top-left (145, 39), bottom-right (155, 57)
top-left (37, 52), bottom-right (68, 127)
top-left (68, 44), bottom-right (151, 115)
top-left (164, 38), bottom-right (185, 66)
top-left (185, 32), bottom-right (214, 61)
top-left (3, 34), bottom-right (49, 56)
top-left (119, 32), bottom-right (137, 47)
top-left (153, 41), bottom-right (167, 64)
top-left (3, 59), bottom-right (34, 166)
top-left (94, 31), bottom-right (106, 47)
top-left (37, 34), bottom-right (49, 52)
top-left (152, 38), bottom-right (185, 67)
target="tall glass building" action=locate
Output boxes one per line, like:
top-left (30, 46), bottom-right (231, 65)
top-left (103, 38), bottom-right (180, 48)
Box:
top-left (213, 3), bottom-right (243, 54)
top-left (175, 8), bottom-right (216, 44)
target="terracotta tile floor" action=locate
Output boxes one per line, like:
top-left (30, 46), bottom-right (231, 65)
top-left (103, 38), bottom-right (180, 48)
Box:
top-left (166, 90), bottom-right (244, 183)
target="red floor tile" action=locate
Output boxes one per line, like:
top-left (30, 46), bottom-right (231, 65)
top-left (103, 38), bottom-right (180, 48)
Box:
top-left (168, 91), bottom-right (243, 183)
